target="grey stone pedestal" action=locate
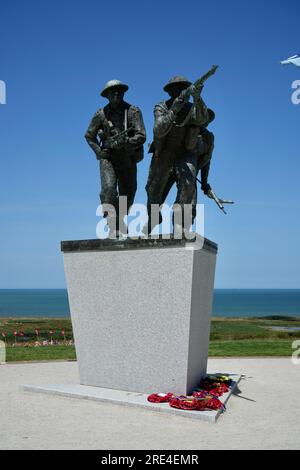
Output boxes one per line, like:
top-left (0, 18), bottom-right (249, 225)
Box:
top-left (61, 235), bottom-right (217, 395)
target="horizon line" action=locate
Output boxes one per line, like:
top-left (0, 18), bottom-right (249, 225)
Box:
top-left (0, 287), bottom-right (299, 291)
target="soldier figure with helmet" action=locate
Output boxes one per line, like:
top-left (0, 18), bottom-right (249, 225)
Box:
top-left (85, 79), bottom-right (146, 237)
top-left (144, 75), bottom-right (214, 236)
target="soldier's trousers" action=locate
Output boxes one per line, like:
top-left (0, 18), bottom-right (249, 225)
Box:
top-left (145, 151), bottom-right (198, 233)
top-left (99, 155), bottom-right (137, 232)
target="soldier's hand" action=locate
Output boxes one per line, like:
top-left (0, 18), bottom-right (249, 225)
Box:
top-left (96, 149), bottom-right (110, 160)
top-left (179, 87), bottom-right (191, 102)
top-left (171, 89), bottom-right (190, 114)
top-left (201, 182), bottom-right (211, 196)
top-left (191, 84), bottom-right (203, 101)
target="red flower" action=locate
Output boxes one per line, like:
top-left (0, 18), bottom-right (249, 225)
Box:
top-left (192, 390), bottom-right (209, 398)
top-left (49, 330), bottom-right (55, 335)
top-left (147, 393), bottom-right (174, 403)
top-left (146, 375), bottom-right (230, 413)
top-left (13, 331), bottom-right (18, 336)
top-left (169, 396), bottom-right (195, 410)
top-left (192, 396), bottom-right (223, 411)
top-left (168, 395), bottom-right (224, 411)
top-left (1, 332), bottom-right (7, 338)
top-left (61, 330), bottom-right (65, 335)
top-left (198, 378), bottom-right (230, 397)
top-left (18, 331), bottom-right (25, 337)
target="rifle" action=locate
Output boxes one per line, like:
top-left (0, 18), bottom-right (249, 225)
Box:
top-left (175, 65), bottom-right (218, 127)
top-left (207, 188), bottom-right (234, 215)
top-left (196, 178), bottom-right (234, 214)
top-left (100, 127), bottom-right (135, 150)
top-left (190, 64), bottom-right (218, 95)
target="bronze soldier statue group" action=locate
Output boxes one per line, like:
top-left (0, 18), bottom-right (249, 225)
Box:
top-left (85, 68), bottom-right (232, 238)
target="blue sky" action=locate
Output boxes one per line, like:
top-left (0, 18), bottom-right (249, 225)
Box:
top-left (0, 0), bottom-right (299, 288)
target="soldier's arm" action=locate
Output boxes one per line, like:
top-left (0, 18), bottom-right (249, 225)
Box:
top-left (85, 111), bottom-right (103, 156)
top-left (200, 131), bottom-right (214, 193)
top-left (128, 107), bottom-right (146, 146)
top-left (201, 162), bottom-right (211, 187)
top-left (153, 103), bottom-right (176, 139)
top-left (190, 96), bottom-right (209, 126)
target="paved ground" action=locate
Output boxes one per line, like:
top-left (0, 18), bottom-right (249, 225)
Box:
top-left (0, 358), bottom-right (299, 450)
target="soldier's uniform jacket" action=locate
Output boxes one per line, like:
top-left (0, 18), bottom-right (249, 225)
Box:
top-left (151, 99), bottom-right (209, 156)
top-left (85, 101), bottom-right (146, 162)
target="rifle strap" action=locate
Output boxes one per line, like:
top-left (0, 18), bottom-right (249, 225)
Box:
top-left (100, 106), bottom-right (130, 136)
top-left (99, 108), bottom-right (112, 135)
top-left (124, 108), bottom-right (128, 131)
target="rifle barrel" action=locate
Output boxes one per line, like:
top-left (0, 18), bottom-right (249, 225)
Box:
top-left (219, 199), bottom-right (234, 204)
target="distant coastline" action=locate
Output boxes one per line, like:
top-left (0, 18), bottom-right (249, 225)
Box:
top-left (0, 288), bottom-right (299, 318)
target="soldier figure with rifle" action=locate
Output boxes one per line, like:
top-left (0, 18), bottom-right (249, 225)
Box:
top-left (144, 66), bottom-right (219, 236)
top-left (85, 79), bottom-right (146, 237)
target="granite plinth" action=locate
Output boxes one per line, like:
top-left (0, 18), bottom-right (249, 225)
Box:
top-left (61, 235), bottom-right (218, 253)
top-left (61, 235), bottom-right (217, 395)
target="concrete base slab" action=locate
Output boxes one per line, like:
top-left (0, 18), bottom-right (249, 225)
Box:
top-left (21, 373), bottom-right (241, 423)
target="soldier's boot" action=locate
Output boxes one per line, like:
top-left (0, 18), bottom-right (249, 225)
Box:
top-left (141, 209), bottom-right (163, 237)
top-left (173, 221), bottom-right (195, 240)
top-left (172, 205), bottom-right (184, 239)
top-left (172, 204), bottom-right (195, 239)
top-left (106, 215), bottom-right (120, 239)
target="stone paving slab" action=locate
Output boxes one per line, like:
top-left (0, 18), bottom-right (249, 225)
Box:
top-left (21, 374), bottom-right (241, 423)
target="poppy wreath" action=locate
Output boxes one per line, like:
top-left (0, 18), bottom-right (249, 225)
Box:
top-left (199, 375), bottom-right (231, 396)
top-left (168, 395), bottom-right (224, 411)
top-left (169, 396), bottom-right (195, 410)
top-left (147, 392), bottom-right (175, 403)
top-left (147, 374), bottom-right (231, 412)
top-left (195, 381), bottom-right (230, 397)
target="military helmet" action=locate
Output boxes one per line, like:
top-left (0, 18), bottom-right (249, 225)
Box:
top-left (100, 79), bottom-right (129, 98)
top-left (207, 108), bottom-right (215, 124)
top-left (163, 75), bottom-right (192, 93)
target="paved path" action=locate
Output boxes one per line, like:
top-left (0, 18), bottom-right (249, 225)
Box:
top-left (0, 358), bottom-right (299, 449)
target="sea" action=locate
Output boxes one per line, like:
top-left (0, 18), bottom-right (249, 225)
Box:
top-left (0, 289), bottom-right (299, 318)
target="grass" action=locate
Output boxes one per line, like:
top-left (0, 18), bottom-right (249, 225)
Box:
top-left (1, 316), bottom-right (300, 361)
top-left (0, 317), bottom-right (72, 342)
top-left (6, 345), bottom-right (76, 362)
top-left (209, 339), bottom-right (295, 356)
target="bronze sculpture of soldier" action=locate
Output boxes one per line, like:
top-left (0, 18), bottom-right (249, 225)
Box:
top-left (85, 79), bottom-right (146, 237)
top-left (144, 70), bottom-right (216, 236)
